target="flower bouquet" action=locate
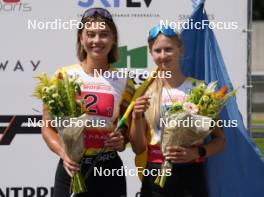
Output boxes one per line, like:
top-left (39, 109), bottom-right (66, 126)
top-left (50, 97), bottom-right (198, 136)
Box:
top-left (154, 80), bottom-right (237, 188)
top-left (33, 71), bottom-right (88, 194)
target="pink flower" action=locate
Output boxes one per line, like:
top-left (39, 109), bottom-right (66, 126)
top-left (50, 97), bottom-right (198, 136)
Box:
top-left (183, 102), bottom-right (199, 114)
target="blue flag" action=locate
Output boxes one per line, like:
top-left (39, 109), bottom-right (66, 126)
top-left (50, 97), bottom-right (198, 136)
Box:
top-left (180, 2), bottom-right (264, 197)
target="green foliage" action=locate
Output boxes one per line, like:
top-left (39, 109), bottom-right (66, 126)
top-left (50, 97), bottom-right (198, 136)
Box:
top-left (254, 138), bottom-right (264, 156)
top-left (33, 72), bottom-right (85, 117)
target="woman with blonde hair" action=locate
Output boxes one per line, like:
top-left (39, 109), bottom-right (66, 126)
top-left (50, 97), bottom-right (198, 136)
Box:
top-left (130, 25), bottom-right (225, 197)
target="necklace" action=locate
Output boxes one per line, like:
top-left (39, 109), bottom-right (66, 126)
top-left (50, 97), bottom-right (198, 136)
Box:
top-left (162, 86), bottom-right (176, 114)
top-left (164, 86), bottom-right (175, 104)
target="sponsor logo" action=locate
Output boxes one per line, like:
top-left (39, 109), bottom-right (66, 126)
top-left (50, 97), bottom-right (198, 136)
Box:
top-left (3, 0), bottom-right (20, 3)
top-left (78, 0), bottom-right (152, 8)
top-left (0, 60), bottom-right (41, 72)
top-left (113, 46), bottom-right (147, 69)
top-left (0, 115), bottom-right (41, 145)
top-left (0, 186), bottom-right (53, 197)
top-left (0, 0), bottom-right (32, 12)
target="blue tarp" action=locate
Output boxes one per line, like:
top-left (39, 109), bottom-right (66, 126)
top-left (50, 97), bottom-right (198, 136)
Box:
top-left (180, 1), bottom-right (264, 197)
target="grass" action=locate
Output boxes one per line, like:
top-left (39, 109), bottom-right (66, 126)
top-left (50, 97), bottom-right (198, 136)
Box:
top-left (252, 119), bottom-right (264, 124)
top-left (251, 116), bottom-right (264, 132)
top-left (251, 115), bottom-right (264, 155)
top-left (254, 138), bottom-right (264, 156)
top-left (251, 128), bottom-right (264, 132)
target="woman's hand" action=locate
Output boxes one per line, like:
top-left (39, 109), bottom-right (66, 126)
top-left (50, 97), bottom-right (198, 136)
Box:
top-left (129, 96), bottom-right (149, 154)
top-left (104, 132), bottom-right (125, 152)
top-left (132, 96), bottom-right (150, 119)
top-left (61, 152), bottom-right (80, 177)
top-left (164, 146), bottom-right (200, 163)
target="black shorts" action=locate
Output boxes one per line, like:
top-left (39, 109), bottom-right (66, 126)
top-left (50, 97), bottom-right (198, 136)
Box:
top-left (53, 151), bottom-right (127, 197)
top-left (140, 162), bottom-right (208, 197)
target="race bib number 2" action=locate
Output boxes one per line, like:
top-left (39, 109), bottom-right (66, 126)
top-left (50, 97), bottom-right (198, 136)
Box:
top-left (82, 92), bottom-right (114, 117)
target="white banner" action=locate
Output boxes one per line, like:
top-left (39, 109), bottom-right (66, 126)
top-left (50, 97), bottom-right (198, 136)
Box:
top-left (0, 0), bottom-right (247, 196)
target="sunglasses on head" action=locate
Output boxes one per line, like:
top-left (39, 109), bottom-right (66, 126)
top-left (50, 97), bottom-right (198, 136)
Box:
top-left (82, 8), bottom-right (112, 20)
top-left (148, 25), bottom-right (177, 39)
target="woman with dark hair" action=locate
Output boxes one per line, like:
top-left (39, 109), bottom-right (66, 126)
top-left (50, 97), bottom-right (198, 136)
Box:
top-left (41, 8), bottom-right (134, 197)
top-left (129, 25), bottom-right (225, 197)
